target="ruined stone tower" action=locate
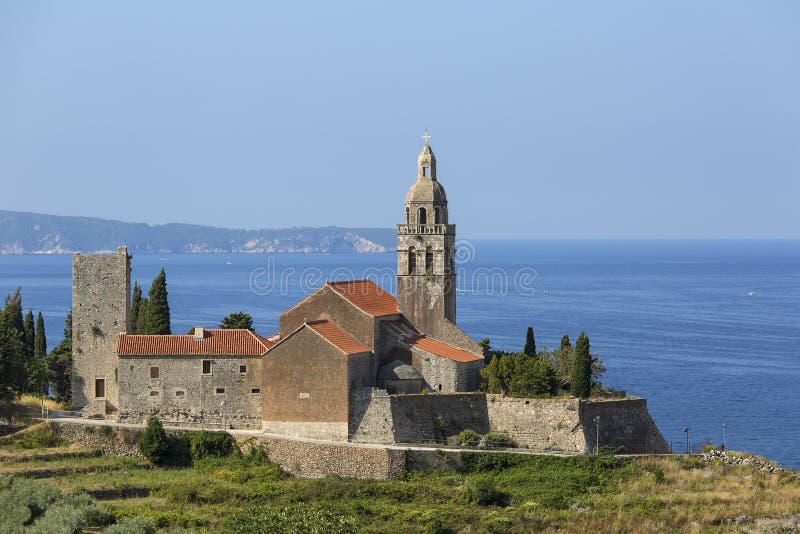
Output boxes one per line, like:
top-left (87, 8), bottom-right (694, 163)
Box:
top-left (397, 133), bottom-right (457, 342)
top-left (72, 246), bottom-right (130, 415)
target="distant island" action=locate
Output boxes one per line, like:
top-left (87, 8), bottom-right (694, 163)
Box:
top-left (0, 210), bottom-right (395, 254)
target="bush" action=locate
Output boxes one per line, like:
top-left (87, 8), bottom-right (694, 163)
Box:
top-left (463, 476), bottom-right (510, 507)
top-left (226, 505), bottom-right (358, 534)
top-left (457, 429), bottom-right (480, 446)
top-left (189, 431), bottom-right (236, 461)
top-left (483, 432), bottom-right (517, 448)
top-left (97, 425), bottom-right (114, 437)
top-left (138, 417), bottom-right (169, 464)
top-left (5, 425), bottom-right (66, 449)
top-left (103, 517), bottom-right (156, 534)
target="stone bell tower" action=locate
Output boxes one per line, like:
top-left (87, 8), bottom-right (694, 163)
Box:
top-left (397, 132), bottom-right (457, 340)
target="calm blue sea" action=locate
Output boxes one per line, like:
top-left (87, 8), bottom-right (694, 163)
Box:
top-left (1, 240), bottom-right (798, 468)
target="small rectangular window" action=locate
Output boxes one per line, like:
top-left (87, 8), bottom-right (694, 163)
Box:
top-left (149, 390), bottom-right (160, 397)
top-left (94, 378), bottom-right (105, 398)
top-left (202, 360), bottom-right (212, 374)
top-left (175, 390), bottom-right (185, 397)
top-left (240, 365), bottom-right (247, 373)
top-left (215, 387), bottom-right (225, 394)
top-left (150, 366), bottom-right (159, 379)
top-left (250, 388), bottom-right (261, 394)
top-left (423, 166), bottom-right (430, 177)
top-left (129, 365), bottom-right (134, 372)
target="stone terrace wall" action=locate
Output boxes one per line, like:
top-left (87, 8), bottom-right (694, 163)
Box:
top-left (579, 398), bottom-right (670, 454)
top-left (486, 395), bottom-right (585, 452)
top-left (50, 421), bottom-right (145, 458)
top-left (236, 435), bottom-right (406, 480)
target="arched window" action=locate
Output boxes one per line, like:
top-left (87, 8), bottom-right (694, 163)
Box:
top-left (408, 246), bottom-right (416, 274)
top-left (434, 207), bottom-right (442, 225)
top-left (425, 246), bottom-right (433, 274)
top-left (405, 207), bottom-right (410, 224)
top-left (417, 207), bottom-right (427, 225)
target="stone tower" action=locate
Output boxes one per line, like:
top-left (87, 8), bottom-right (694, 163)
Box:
top-left (72, 246), bottom-right (131, 416)
top-left (397, 133), bottom-right (457, 341)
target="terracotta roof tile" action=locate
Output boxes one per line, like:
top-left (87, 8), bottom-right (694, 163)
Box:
top-left (328, 279), bottom-right (399, 317)
top-left (404, 336), bottom-right (484, 363)
top-left (117, 329), bottom-right (271, 356)
top-left (307, 320), bottom-right (370, 355)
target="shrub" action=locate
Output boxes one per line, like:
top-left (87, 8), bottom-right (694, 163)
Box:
top-left (226, 505), bottom-right (358, 534)
top-left (138, 417), bottom-right (169, 464)
top-left (189, 431), bottom-right (236, 461)
top-left (463, 476), bottom-right (510, 507)
top-left (458, 429), bottom-right (480, 446)
top-left (652, 467), bottom-right (665, 484)
top-left (703, 444), bottom-right (719, 453)
top-left (6, 425), bottom-right (66, 449)
top-left (103, 517), bottom-right (157, 534)
top-left (483, 432), bottom-right (517, 448)
top-left (97, 425), bottom-right (114, 437)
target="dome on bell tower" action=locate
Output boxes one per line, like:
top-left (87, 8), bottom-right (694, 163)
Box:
top-left (405, 132), bottom-right (447, 203)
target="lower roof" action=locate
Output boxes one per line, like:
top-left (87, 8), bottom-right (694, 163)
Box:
top-left (117, 329), bottom-right (273, 356)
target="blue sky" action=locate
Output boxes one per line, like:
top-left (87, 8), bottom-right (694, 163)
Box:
top-left (1, 2), bottom-right (798, 238)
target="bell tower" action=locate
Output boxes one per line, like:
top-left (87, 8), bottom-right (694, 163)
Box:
top-left (397, 132), bottom-right (457, 340)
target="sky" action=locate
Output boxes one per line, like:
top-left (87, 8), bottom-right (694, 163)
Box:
top-left (0, 2), bottom-right (798, 239)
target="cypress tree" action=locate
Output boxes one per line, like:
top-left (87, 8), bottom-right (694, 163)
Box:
top-left (136, 299), bottom-right (149, 335)
top-left (0, 306), bottom-right (25, 392)
top-left (145, 269), bottom-right (171, 335)
top-left (48, 309), bottom-right (73, 403)
top-left (130, 282), bottom-right (142, 334)
top-left (34, 312), bottom-right (46, 358)
top-left (570, 332), bottom-right (592, 399)
top-left (560, 334), bottom-right (571, 349)
top-left (4, 288), bottom-right (24, 335)
top-left (23, 310), bottom-right (35, 358)
top-left (523, 326), bottom-right (536, 356)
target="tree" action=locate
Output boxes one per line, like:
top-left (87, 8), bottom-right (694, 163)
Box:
top-left (34, 312), bottom-right (46, 358)
top-left (4, 288), bottom-right (24, 334)
top-left (523, 326), bottom-right (536, 357)
top-left (1, 289), bottom-right (26, 392)
top-left (560, 334), bottom-right (571, 350)
top-left (48, 309), bottom-right (73, 403)
top-left (145, 269), bottom-right (171, 335)
top-left (219, 312), bottom-right (253, 330)
top-left (26, 312), bottom-right (49, 395)
top-left (553, 334), bottom-right (574, 389)
top-left (130, 282), bottom-right (142, 334)
top-left (570, 332), bottom-right (592, 399)
top-left (138, 416), bottom-right (170, 464)
top-left (135, 299), bottom-right (149, 335)
top-left (23, 310), bottom-right (35, 359)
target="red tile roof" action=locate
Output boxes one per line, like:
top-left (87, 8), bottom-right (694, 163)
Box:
top-left (307, 320), bottom-right (370, 355)
top-left (404, 336), bottom-right (484, 363)
top-left (117, 329), bottom-right (272, 356)
top-left (328, 279), bottom-right (399, 317)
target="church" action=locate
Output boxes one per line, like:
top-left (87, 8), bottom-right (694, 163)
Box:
top-left (71, 135), bottom-right (487, 439)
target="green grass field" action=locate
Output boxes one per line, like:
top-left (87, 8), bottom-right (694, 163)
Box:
top-left (0, 431), bottom-right (798, 533)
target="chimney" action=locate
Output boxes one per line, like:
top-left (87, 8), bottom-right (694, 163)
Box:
top-left (193, 327), bottom-right (205, 341)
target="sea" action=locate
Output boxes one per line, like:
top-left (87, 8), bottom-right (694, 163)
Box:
top-left (1, 239), bottom-right (798, 468)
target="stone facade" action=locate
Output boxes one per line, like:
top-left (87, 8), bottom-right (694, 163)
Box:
top-left (409, 348), bottom-right (483, 393)
top-left (72, 247), bottom-right (130, 416)
top-left (117, 354), bottom-right (265, 429)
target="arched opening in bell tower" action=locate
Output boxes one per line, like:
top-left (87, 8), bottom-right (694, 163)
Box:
top-left (418, 207), bottom-right (427, 225)
top-left (408, 246), bottom-right (416, 274)
top-left (434, 207), bottom-right (442, 225)
top-left (405, 207), bottom-right (410, 224)
top-left (425, 246), bottom-right (433, 274)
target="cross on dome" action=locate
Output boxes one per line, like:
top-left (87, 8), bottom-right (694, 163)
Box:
top-left (421, 130), bottom-right (431, 145)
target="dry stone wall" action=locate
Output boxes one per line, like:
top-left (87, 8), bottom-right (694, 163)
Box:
top-left (579, 398), bottom-right (670, 454)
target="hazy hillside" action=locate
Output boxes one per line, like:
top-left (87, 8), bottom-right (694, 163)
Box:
top-left (0, 211), bottom-right (395, 254)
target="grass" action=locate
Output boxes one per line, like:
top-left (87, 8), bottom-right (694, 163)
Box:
top-left (0, 434), bottom-right (798, 533)
top-left (14, 394), bottom-right (70, 412)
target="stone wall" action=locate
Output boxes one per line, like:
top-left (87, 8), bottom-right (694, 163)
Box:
top-left (579, 398), bottom-right (670, 454)
top-left (72, 247), bottom-right (130, 416)
top-left (117, 354), bottom-right (264, 429)
top-left (410, 350), bottom-right (482, 393)
top-left (486, 395), bottom-right (585, 452)
top-left (236, 434), bottom-right (406, 480)
top-left (49, 421), bottom-right (145, 458)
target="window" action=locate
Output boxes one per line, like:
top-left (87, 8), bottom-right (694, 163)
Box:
top-left (150, 366), bottom-right (159, 379)
top-left (405, 207), bottom-right (410, 224)
top-left (175, 390), bottom-right (185, 397)
top-left (434, 207), bottom-right (442, 224)
top-left (250, 388), bottom-right (261, 394)
top-left (407, 247), bottom-right (416, 274)
top-left (129, 365), bottom-right (134, 372)
top-left (202, 360), bottom-right (212, 374)
top-left (149, 390), bottom-right (160, 397)
top-left (425, 246), bottom-right (433, 274)
top-left (240, 365), bottom-right (247, 373)
top-left (94, 378), bottom-right (105, 399)
top-left (423, 166), bottom-right (430, 177)
top-left (215, 387), bottom-right (225, 394)
top-left (417, 207), bottom-right (427, 225)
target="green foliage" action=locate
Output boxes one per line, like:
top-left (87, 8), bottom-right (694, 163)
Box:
top-left (523, 326), bottom-right (536, 356)
top-left (103, 517), bottom-right (157, 534)
top-left (0, 288), bottom-right (26, 392)
top-left (135, 298), bottom-right (149, 336)
top-left (481, 352), bottom-right (557, 398)
top-left (144, 269), bottom-right (171, 335)
top-left (47, 309), bottom-right (72, 404)
top-left (4, 425), bottom-right (66, 449)
top-left (24, 309), bottom-right (35, 359)
top-left (219, 311), bottom-right (254, 330)
top-left (189, 431), bottom-right (237, 461)
top-left (130, 282), bottom-right (143, 335)
top-left (138, 417), bottom-right (170, 464)
top-left (226, 505), bottom-right (358, 534)
top-left (571, 332), bottom-right (592, 398)
top-left (483, 432), bottom-right (517, 448)
top-left (559, 334), bottom-right (571, 350)
top-left (457, 429), bottom-right (480, 446)
top-left (34, 311), bottom-right (46, 358)
top-left (463, 475), bottom-right (510, 506)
